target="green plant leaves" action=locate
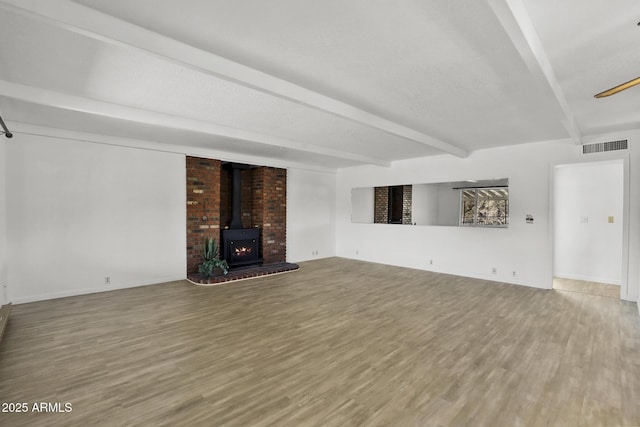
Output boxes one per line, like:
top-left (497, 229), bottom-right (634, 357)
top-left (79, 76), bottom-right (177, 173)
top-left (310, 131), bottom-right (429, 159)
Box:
top-left (199, 237), bottom-right (229, 277)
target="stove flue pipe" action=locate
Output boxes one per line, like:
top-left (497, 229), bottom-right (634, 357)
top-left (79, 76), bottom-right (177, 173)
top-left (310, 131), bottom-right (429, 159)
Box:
top-left (228, 163), bottom-right (250, 229)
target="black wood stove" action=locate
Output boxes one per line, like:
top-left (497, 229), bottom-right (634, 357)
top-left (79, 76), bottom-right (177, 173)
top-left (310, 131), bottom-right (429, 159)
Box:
top-left (221, 163), bottom-right (262, 268)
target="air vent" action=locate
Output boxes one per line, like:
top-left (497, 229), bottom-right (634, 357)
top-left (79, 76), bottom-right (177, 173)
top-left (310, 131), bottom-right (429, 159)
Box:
top-left (582, 139), bottom-right (628, 154)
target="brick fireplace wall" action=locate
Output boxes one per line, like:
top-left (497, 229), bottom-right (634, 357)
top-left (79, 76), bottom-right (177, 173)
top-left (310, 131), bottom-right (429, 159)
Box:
top-left (374, 186), bottom-right (389, 224)
top-left (402, 184), bottom-right (412, 225)
top-left (252, 166), bottom-right (287, 264)
top-left (186, 157), bottom-right (221, 274)
top-left (186, 157), bottom-right (287, 273)
top-left (373, 185), bottom-right (412, 224)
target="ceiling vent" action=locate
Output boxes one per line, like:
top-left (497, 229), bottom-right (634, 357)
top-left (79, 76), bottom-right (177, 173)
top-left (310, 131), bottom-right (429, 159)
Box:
top-left (582, 139), bottom-right (628, 154)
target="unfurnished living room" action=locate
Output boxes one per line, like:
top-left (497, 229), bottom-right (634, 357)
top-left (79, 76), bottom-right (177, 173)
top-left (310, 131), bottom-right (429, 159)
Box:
top-left (0, 1), bottom-right (639, 426)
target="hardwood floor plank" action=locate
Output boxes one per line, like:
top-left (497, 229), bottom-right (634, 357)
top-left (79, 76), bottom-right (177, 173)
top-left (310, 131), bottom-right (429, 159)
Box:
top-left (0, 258), bottom-right (638, 426)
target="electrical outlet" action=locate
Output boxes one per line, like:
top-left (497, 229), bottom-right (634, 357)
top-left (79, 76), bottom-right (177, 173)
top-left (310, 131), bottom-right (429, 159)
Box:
top-left (356, 250), bottom-right (359, 255)
top-left (104, 276), bottom-right (111, 285)
top-left (491, 268), bottom-right (497, 275)
top-left (429, 259), bottom-right (433, 265)
top-left (512, 271), bottom-right (516, 277)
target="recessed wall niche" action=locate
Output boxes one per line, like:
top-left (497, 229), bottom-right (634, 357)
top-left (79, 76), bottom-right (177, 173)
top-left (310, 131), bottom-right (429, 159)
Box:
top-left (186, 156), bottom-right (287, 274)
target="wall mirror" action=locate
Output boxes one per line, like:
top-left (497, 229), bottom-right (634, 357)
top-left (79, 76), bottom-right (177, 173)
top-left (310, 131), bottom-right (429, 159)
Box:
top-left (351, 178), bottom-right (509, 227)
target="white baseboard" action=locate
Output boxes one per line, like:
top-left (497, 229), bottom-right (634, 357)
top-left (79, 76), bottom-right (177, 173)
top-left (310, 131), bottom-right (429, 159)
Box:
top-left (338, 256), bottom-right (550, 290)
top-left (289, 254), bottom-right (334, 263)
top-left (11, 275), bottom-right (186, 304)
top-left (474, 274), bottom-right (549, 290)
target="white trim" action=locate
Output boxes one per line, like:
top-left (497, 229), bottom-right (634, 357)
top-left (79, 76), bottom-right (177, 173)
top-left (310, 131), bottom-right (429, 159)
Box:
top-left (549, 154), bottom-right (631, 301)
top-left (339, 256), bottom-right (550, 290)
top-left (622, 156), bottom-right (631, 301)
top-left (11, 276), bottom-right (185, 305)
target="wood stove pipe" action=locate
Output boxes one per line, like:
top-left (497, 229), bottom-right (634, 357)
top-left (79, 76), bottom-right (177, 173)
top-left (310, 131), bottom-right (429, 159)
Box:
top-left (228, 163), bottom-right (250, 230)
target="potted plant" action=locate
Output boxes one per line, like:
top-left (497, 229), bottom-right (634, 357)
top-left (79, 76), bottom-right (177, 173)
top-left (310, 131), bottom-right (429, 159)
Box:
top-left (198, 237), bottom-right (229, 279)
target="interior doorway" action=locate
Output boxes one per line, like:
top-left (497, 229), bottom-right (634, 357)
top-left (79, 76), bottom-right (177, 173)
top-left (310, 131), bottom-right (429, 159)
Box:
top-left (552, 159), bottom-right (625, 298)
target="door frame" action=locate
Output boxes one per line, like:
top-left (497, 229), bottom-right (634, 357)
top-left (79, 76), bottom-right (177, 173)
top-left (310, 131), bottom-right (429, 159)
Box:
top-left (549, 153), bottom-right (630, 300)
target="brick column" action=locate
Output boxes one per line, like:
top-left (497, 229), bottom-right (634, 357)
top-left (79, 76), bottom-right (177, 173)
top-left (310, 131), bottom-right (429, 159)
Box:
top-left (374, 186), bottom-right (389, 224)
top-left (402, 184), bottom-right (412, 225)
top-left (186, 156), bottom-right (221, 274)
top-left (252, 167), bottom-right (286, 263)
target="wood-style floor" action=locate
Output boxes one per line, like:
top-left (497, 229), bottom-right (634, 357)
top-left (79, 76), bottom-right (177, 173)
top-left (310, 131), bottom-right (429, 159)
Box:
top-left (0, 258), bottom-right (639, 426)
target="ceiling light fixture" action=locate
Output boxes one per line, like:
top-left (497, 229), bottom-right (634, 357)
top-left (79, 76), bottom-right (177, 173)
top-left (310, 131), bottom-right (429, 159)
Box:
top-left (594, 76), bottom-right (640, 98)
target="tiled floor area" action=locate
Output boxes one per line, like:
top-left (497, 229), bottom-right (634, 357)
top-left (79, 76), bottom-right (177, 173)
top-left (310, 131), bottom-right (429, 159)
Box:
top-left (553, 277), bottom-right (620, 298)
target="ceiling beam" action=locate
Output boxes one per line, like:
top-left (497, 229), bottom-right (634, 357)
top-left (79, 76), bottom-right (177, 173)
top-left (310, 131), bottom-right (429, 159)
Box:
top-left (7, 122), bottom-right (339, 173)
top-left (0, 80), bottom-right (390, 167)
top-left (0, 0), bottom-right (467, 158)
top-left (489, 0), bottom-right (582, 144)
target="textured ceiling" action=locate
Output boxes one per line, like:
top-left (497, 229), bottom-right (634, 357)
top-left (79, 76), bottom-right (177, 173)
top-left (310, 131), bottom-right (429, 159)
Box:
top-left (0, 0), bottom-right (638, 169)
top-left (523, 0), bottom-right (640, 135)
top-left (72, 0), bottom-right (568, 147)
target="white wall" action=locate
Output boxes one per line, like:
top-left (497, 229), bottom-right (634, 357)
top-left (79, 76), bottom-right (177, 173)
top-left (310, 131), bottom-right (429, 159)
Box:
top-left (554, 160), bottom-right (623, 284)
top-left (351, 187), bottom-right (374, 223)
top-left (287, 168), bottom-right (336, 262)
top-left (4, 124), bottom-right (638, 308)
top-left (7, 134), bottom-right (186, 303)
top-left (3, 125), bottom-right (338, 303)
top-left (0, 139), bottom-right (7, 306)
top-left (337, 131), bottom-right (640, 303)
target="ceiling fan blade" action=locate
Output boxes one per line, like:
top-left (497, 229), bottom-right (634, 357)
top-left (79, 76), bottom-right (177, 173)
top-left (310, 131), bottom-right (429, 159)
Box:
top-left (594, 76), bottom-right (640, 98)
